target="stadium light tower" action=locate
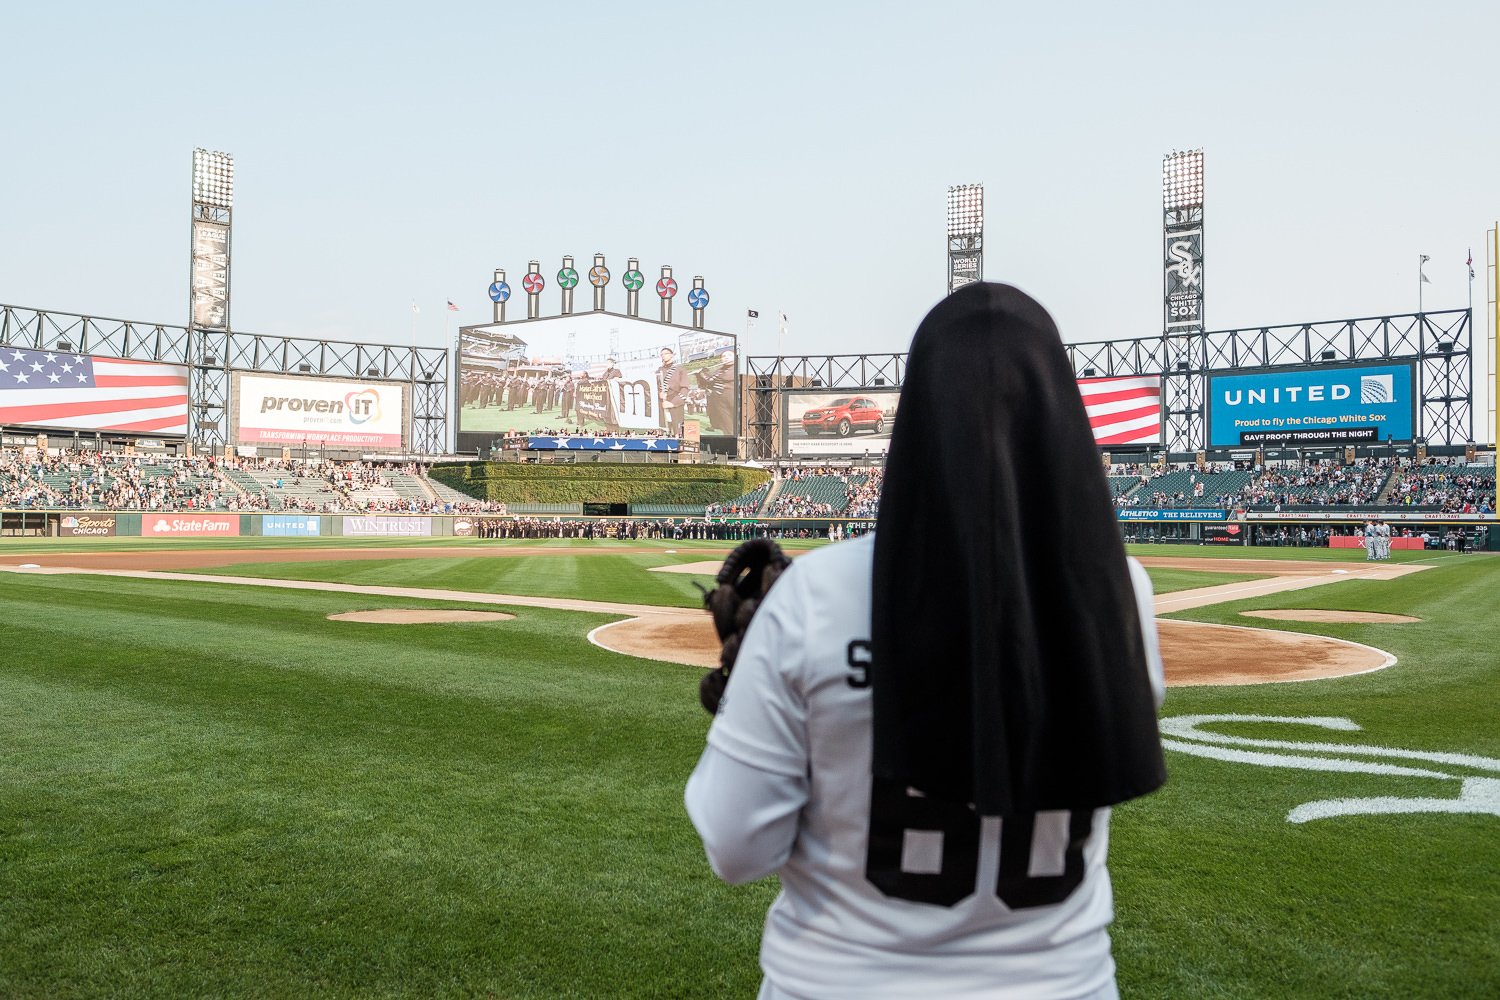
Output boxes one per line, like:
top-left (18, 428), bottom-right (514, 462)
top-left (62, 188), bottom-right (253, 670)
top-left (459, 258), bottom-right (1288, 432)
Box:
top-left (1162, 149), bottom-right (1204, 334)
top-left (947, 184), bottom-right (984, 295)
top-left (188, 148), bottom-right (234, 455)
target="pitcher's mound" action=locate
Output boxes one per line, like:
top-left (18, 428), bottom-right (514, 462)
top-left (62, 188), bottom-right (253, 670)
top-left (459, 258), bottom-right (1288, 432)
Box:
top-left (328, 610), bottom-right (516, 624)
top-left (1240, 610), bottom-right (1421, 624)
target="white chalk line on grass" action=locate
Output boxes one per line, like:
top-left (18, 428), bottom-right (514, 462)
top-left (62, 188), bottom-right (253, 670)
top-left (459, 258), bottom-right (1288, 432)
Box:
top-left (0, 564), bottom-right (703, 621)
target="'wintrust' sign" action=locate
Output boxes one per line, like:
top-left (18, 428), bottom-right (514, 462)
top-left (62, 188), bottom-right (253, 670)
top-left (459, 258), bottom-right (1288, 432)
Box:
top-left (341, 515), bottom-right (432, 537)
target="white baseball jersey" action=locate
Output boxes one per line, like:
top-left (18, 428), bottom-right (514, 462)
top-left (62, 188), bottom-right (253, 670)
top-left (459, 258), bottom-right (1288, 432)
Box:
top-left (685, 535), bottom-right (1164, 1000)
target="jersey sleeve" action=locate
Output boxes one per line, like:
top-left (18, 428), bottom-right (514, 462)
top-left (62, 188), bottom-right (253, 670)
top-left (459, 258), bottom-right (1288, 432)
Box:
top-left (1126, 556), bottom-right (1166, 709)
top-left (700, 562), bottom-right (811, 776)
top-left (684, 562), bottom-right (811, 884)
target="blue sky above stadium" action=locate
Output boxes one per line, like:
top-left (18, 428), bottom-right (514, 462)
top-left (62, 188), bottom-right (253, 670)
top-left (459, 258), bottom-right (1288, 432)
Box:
top-left (2, 0), bottom-right (1495, 423)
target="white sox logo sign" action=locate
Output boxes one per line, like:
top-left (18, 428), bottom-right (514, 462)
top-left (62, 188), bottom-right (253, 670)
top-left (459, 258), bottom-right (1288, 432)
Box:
top-left (1161, 714), bottom-right (1500, 824)
top-left (1166, 240), bottom-right (1202, 288)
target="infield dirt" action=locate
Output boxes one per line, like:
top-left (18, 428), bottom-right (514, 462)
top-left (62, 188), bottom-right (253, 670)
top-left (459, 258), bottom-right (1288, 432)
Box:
top-left (1, 549), bottom-right (1425, 687)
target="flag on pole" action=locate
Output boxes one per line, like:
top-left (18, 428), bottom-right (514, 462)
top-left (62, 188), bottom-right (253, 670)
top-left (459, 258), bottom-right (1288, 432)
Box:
top-left (1468, 249), bottom-right (1475, 280)
top-left (779, 312), bottom-right (788, 335)
top-left (747, 309), bottom-right (759, 319)
top-left (1419, 254), bottom-right (1431, 284)
top-left (447, 300), bottom-right (460, 312)
top-left (411, 302), bottom-right (420, 314)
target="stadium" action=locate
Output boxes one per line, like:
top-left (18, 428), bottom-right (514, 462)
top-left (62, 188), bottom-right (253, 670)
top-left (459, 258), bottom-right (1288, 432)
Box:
top-left (3, 142), bottom-right (1499, 999)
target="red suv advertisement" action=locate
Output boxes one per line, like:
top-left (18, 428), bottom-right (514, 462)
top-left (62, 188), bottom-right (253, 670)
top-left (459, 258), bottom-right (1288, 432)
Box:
top-left (800, 396), bottom-right (886, 438)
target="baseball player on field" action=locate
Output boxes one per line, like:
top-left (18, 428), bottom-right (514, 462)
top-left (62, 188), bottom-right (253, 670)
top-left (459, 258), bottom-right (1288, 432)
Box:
top-left (686, 284), bottom-right (1168, 999)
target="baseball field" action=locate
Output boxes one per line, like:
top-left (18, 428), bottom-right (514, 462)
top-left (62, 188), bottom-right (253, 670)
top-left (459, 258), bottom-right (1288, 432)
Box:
top-left (1, 537), bottom-right (1496, 998)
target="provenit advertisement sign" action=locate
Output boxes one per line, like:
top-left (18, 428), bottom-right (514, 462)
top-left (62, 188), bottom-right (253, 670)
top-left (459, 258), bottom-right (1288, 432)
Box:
top-left (1207, 363), bottom-right (1416, 447)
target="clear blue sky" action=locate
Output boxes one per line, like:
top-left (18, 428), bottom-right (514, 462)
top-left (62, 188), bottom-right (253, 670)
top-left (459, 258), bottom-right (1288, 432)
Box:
top-left (3, 2), bottom-right (1495, 433)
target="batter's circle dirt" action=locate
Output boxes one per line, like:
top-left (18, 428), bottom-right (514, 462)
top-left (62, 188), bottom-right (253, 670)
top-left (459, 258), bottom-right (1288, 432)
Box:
top-left (328, 609), bottom-right (516, 624)
top-left (1239, 610), bottom-right (1421, 624)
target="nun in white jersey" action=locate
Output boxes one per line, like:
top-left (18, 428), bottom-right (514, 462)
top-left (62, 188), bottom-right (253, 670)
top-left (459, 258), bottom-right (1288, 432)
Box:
top-left (685, 283), bottom-right (1168, 1000)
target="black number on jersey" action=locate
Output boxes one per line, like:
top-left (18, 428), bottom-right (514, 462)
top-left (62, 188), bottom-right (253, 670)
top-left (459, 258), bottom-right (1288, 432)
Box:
top-left (864, 777), bottom-right (1093, 908)
top-left (846, 640), bottom-right (871, 689)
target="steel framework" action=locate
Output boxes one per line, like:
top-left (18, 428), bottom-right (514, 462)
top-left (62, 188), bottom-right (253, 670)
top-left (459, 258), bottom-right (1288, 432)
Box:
top-left (0, 302), bottom-right (450, 454)
top-left (748, 308), bottom-right (1474, 455)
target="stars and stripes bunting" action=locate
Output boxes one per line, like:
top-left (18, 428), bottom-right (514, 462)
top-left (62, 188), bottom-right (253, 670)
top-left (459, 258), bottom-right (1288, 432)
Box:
top-left (1078, 375), bottom-right (1162, 445)
top-left (0, 350), bottom-right (190, 434)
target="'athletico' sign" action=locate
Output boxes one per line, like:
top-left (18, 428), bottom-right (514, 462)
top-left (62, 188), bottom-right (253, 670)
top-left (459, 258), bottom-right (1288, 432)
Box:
top-left (1117, 509), bottom-right (1228, 522)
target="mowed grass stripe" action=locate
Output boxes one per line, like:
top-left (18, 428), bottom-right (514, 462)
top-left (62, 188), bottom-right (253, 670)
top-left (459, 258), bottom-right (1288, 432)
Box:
top-left (173, 553), bottom-right (719, 608)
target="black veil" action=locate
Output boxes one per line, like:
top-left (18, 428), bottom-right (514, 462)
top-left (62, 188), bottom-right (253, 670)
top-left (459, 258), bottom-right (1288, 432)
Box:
top-left (871, 283), bottom-right (1166, 815)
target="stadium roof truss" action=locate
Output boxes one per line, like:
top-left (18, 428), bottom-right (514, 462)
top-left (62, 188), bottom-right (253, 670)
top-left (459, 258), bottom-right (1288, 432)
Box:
top-left (1, 302), bottom-right (450, 453)
top-left (748, 308), bottom-right (1473, 454)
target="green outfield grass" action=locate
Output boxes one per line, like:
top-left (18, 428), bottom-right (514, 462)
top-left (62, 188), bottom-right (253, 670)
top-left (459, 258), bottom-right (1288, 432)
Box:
top-left (2, 541), bottom-right (1496, 998)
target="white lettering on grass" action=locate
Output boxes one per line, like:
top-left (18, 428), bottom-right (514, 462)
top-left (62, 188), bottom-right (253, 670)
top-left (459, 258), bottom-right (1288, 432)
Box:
top-left (1159, 714), bottom-right (1500, 824)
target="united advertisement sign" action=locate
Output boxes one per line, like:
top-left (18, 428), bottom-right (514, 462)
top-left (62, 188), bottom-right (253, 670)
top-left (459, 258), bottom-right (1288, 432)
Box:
top-left (263, 514), bottom-right (321, 537)
top-left (1207, 363), bottom-right (1416, 447)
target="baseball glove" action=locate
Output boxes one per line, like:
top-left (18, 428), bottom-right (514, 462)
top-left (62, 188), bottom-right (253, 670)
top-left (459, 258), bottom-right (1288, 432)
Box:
top-left (699, 537), bottom-right (791, 715)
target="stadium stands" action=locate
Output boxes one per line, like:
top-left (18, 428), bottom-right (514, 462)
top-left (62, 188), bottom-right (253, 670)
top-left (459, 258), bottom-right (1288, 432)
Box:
top-left (2, 448), bottom-right (1492, 526)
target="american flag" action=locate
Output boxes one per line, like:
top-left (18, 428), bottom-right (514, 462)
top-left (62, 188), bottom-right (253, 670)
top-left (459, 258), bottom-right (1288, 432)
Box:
top-left (1077, 375), bottom-right (1162, 445)
top-left (0, 350), bottom-right (189, 434)
top-left (447, 300), bottom-right (460, 312)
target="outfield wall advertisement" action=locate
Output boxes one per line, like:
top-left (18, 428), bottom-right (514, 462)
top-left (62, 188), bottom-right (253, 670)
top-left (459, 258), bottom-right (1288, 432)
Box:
top-left (143, 514), bottom-right (240, 537)
top-left (59, 514), bottom-right (117, 537)
top-left (233, 373), bottom-right (409, 451)
top-left (263, 514), bottom-right (321, 537)
top-left (1207, 363), bottom-right (1416, 447)
top-left (457, 313), bottom-right (738, 442)
top-left (341, 515), bottom-right (432, 537)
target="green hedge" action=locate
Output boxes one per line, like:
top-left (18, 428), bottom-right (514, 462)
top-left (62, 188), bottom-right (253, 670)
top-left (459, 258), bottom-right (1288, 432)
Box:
top-left (428, 462), bottom-right (772, 505)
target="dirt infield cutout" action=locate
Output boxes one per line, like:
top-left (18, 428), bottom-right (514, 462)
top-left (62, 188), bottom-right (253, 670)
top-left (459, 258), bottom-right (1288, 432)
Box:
top-left (1239, 610), bottom-right (1421, 624)
top-left (3, 551), bottom-right (1426, 686)
top-left (328, 610), bottom-right (516, 624)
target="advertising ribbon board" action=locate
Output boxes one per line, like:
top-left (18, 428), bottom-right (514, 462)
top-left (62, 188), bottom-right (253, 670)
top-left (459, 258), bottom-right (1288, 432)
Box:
top-left (1116, 509), bottom-right (1229, 522)
top-left (342, 515), bottom-right (433, 537)
top-left (144, 514), bottom-right (241, 537)
top-left (1202, 524), bottom-right (1246, 544)
top-left (59, 514), bottom-right (118, 537)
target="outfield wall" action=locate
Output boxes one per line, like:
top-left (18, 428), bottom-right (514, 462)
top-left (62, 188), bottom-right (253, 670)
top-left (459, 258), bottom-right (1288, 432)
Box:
top-left (0, 511), bottom-right (476, 539)
top-left (2, 508), bottom-right (1494, 548)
